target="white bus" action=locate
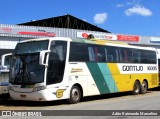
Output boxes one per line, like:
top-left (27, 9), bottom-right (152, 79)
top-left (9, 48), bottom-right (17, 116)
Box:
top-left (0, 53), bottom-right (12, 95)
top-left (0, 53), bottom-right (12, 73)
top-left (9, 37), bottom-right (159, 103)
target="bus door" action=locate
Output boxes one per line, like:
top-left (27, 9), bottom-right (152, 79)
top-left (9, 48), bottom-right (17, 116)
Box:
top-left (46, 41), bottom-right (67, 85)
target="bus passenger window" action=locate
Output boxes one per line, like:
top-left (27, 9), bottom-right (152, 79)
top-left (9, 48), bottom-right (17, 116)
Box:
top-left (88, 45), bottom-right (105, 62)
top-left (97, 47), bottom-right (105, 62)
top-left (69, 43), bottom-right (89, 62)
top-left (133, 50), bottom-right (141, 63)
top-left (105, 46), bottom-right (119, 63)
top-left (107, 55), bottom-right (113, 62)
top-left (119, 48), bottom-right (133, 63)
top-left (88, 47), bottom-right (95, 61)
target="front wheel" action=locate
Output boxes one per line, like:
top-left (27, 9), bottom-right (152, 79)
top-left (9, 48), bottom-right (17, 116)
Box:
top-left (132, 81), bottom-right (140, 95)
top-left (67, 85), bottom-right (81, 104)
top-left (140, 81), bottom-right (148, 94)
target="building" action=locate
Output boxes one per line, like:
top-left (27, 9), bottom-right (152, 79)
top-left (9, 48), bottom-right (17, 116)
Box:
top-left (0, 14), bottom-right (160, 57)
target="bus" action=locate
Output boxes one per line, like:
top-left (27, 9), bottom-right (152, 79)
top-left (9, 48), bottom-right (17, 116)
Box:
top-left (156, 49), bottom-right (160, 85)
top-left (0, 53), bottom-right (12, 73)
top-left (0, 53), bottom-right (12, 95)
top-left (9, 37), bottom-right (159, 103)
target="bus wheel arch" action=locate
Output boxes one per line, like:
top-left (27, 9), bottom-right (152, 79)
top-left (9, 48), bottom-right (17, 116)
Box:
top-left (140, 79), bottom-right (148, 94)
top-left (132, 80), bottom-right (140, 95)
top-left (67, 84), bottom-right (83, 104)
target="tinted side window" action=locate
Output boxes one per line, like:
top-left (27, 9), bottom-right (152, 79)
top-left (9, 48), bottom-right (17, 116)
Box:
top-left (119, 48), bottom-right (133, 63)
top-left (88, 45), bottom-right (105, 62)
top-left (69, 42), bottom-right (89, 62)
top-left (141, 50), bottom-right (156, 64)
top-left (105, 46), bottom-right (119, 62)
top-left (132, 49), bottom-right (141, 63)
top-left (132, 49), bottom-right (156, 64)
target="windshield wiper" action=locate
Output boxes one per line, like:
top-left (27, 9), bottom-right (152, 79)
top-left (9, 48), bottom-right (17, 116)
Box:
top-left (23, 63), bottom-right (32, 84)
top-left (15, 73), bottom-right (23, 83)
top-left (15, 62), bottom-right (32, 84)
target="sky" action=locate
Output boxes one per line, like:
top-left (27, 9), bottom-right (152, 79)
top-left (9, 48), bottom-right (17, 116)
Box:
top-left (0, 0), bottom-right (160, 37)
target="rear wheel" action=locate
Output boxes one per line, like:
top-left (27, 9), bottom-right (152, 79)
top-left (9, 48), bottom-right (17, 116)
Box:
top-left (132, 81), bottom-right (140, 95)
top-left (67, 85), bottom-right (81, 104)
top-left (140, 81), bottom-right (148, 94)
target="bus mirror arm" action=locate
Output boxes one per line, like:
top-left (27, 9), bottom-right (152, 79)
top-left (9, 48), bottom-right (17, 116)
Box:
top-left (39, 50), bottom-right (50, 66)
top-left (1, 53), bottom-right (12, 67)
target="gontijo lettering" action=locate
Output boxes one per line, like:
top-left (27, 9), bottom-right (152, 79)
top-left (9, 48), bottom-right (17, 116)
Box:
top-left (122, 65), bottom-right (143, 71)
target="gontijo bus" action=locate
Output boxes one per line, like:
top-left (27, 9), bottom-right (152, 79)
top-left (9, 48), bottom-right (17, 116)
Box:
top-left (9, 37), bottom-right (159, 103)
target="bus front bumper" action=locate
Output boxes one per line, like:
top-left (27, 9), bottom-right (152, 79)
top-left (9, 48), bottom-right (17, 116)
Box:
top-left (9, 88), bottom-right (68, 101)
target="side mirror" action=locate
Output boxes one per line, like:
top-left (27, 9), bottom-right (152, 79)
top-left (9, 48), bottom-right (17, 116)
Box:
top-left (39, 50), bottom-right (50, 66)
top-left (1, 53), bottom-right (12, 68)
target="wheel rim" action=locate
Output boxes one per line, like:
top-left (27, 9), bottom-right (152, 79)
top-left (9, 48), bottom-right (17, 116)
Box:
top-left (142, 82), bottom-right (147, 92)
top-left (71, 88), bottom-right (80, 101)
top-left (135, 84), bottom-right (139, 93)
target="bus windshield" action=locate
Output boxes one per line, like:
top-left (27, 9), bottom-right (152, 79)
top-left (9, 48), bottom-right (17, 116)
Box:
top-left (14, 40), bottom-right (49, 54)
top-left (4, 55), bottom-right (11, 66)
top-left (10, 53), bottom-right (45, 84)
top-left (9, 40), bottom-right (49, 85)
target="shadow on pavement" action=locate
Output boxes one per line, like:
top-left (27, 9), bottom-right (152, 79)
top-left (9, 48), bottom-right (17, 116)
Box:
top-left (0, 86), bottom-right (159, 107)
top-left (148, 86), bottom-right (160, 91)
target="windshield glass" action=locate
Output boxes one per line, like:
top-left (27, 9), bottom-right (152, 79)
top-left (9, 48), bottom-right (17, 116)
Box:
top-left (9, 53), bottom-right (45, 84)
top-left (14, 40), bottom-right (48, 54)
top-left (4, 55), bottom-right (11, 66)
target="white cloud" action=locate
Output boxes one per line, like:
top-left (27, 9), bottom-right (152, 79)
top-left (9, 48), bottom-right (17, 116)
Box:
top-left (94, 13), bottom-right (107, 24)
top-left (82, 19), bottom-right (87, 22)
top-left (125, 5), bottom-right (152, 16)
top-left (116, 4), bottom-right (124, 8)
top-left (126, 0), bottom-right (141, 5)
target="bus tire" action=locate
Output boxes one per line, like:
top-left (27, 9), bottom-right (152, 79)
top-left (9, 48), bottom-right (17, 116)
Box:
top-left (67, 85), bottom-right (81, 104)
top-left (140, 81), bottom-right (148, 94)
top-left (132, 81), bottom-right (140, 95)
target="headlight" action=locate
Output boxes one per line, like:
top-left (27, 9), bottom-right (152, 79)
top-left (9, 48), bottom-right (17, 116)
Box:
top-left (33, 86), bottom-right (46, 92)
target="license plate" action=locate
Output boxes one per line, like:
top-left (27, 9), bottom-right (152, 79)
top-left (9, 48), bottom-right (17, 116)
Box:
top-left (20, 94), bottom-right (26, 98)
